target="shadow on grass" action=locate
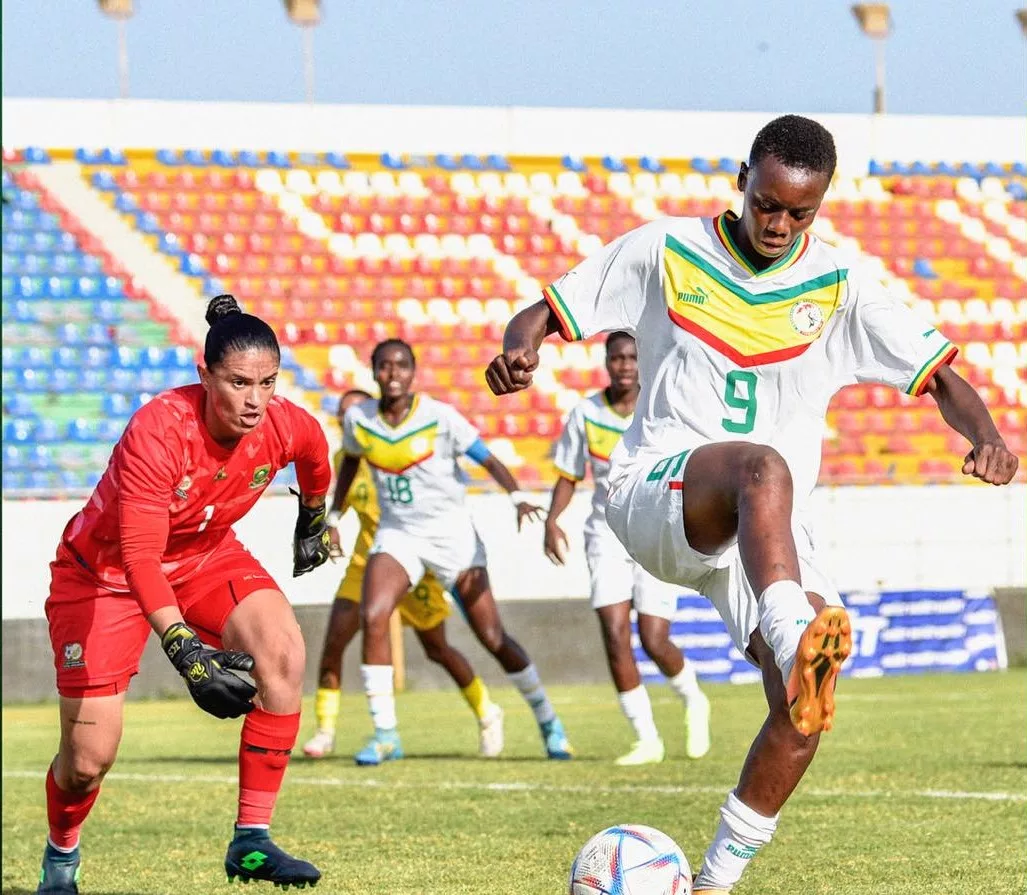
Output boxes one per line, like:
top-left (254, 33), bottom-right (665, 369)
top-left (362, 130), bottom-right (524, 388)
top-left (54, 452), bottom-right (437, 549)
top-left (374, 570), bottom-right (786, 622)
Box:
top-left (116, 752), bottom-right (600, 767)
top-left (5, 890), bottom-right (149, 895)
top-left (978, 760), bottom-right (1027, 769)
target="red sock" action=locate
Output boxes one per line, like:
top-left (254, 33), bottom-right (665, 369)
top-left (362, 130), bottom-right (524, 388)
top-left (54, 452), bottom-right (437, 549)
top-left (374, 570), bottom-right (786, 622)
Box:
top-left (46, 765), bottom-right (99, 850)
top-left (237, 708), bottom-right (300, 828)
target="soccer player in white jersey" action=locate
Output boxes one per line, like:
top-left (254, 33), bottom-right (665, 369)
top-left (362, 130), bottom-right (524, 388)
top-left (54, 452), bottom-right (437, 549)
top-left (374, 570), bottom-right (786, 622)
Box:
top-left (486, 116), bottom-right (1018, 893)
top-left (336, 339), bottom-right (573, 765)
top-left (545, 331), bottom-right (711, 765)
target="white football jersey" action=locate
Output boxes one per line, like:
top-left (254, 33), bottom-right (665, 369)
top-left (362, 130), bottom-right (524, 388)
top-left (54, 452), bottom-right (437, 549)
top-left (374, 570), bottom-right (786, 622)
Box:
top-left (342, 394), bottom-right (480, 535)
top-left (553, 391), bottom-right (633, 538)
top-left (542, 211), bottom-right (956, 513)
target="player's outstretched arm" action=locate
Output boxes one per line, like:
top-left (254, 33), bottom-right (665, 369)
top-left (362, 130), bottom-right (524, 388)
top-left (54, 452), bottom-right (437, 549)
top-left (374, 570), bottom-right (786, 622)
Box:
top-left (479, 454), bottom-right (545, 531)
top-left (924, 364), bottom-right (1018, 485)
top-left (544, 476), bottom-right (576, 565)
top-left (485, 299), bottom-right (561, 395)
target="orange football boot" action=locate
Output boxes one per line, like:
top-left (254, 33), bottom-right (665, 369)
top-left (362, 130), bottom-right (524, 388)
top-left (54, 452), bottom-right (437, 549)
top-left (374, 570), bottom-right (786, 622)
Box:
top-left (786, 605), bottom-right (853, 736)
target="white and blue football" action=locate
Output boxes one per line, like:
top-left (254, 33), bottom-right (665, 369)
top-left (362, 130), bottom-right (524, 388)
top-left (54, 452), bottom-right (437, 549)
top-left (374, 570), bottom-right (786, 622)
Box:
top-left (569, 823), bottom-right (692, 895)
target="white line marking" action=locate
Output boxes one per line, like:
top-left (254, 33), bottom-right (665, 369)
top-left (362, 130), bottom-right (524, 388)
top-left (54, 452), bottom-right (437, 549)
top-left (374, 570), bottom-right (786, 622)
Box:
top-left (2, 769), bottom-right (1023, 802)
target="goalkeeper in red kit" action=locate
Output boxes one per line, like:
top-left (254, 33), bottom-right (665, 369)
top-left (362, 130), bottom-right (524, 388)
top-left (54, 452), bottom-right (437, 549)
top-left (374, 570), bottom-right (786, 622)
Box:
top-left (36, 295), bottom-right (333, 893)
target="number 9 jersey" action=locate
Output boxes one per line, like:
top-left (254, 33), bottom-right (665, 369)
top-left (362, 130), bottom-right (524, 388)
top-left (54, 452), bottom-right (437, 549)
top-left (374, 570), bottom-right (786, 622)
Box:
top-left (541, 212), bottom-right (956, 519)
top-left (341, 395), bottom-right (482, 536)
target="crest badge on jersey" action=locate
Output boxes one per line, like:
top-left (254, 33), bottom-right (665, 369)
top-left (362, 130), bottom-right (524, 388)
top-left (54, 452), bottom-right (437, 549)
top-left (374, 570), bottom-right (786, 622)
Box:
top-left (214, 467), bottom-right (228, 481)
top-left (174, 476), bottom-right (193, 499)
top-left (249, 464), bottom-right (272, 489)
top-left (62, 642), bottom-right (85, 669)
top-left (789, 300), bottom-right (825, 337)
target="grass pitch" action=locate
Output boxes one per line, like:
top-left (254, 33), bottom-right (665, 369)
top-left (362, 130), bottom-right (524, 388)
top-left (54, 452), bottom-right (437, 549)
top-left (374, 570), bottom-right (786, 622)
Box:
top-left (3, 671), bottom-right (1026, 895)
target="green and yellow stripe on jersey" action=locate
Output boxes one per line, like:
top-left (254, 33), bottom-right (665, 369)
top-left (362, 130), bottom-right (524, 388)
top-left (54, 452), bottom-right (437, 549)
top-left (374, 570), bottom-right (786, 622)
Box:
top-left (663, 233), bottom-right (846, 367)
top-left (543, 284), bottom-right (583, 342)
top-left (353, 419), bottom-right (439, 474)
top-left (907, 342), bottom-right (958, 396)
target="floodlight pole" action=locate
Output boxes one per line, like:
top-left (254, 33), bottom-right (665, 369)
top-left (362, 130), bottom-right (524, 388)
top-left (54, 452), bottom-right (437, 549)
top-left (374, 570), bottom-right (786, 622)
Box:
top-left (117, 17), bottom-right (130, 99)
top-left (851, 4), bottom-right (892, 115)
top-left (302, 25), bottom-right (316, 104)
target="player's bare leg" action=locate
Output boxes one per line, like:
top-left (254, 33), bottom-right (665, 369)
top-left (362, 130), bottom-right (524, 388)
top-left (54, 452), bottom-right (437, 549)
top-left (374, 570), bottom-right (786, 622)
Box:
top-left (355, 553), bottom-right (411, 766)
top-left (681, 442), bottom-right (850, 735)
top-left (693, 625), bottom-right (824, 893)
top-left (455, 568), bottom-right (572, 759)
top-left (303, 600), bottom-right (361, 758)
top-left (416, 622), bottom-right (505, 757)
top-left (638, 614), bottom-right (711, 759)
top-left (595, 603), bottom-right (661, 765)
top-left (37, 693), bottom-right (125, 894)
top-left (220, 588), bottom-right (320, 888)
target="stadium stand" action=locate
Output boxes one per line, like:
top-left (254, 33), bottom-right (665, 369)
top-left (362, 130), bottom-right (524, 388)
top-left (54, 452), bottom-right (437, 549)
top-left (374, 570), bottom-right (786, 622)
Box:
top-left (2, 149), bottom-right (1025, 494)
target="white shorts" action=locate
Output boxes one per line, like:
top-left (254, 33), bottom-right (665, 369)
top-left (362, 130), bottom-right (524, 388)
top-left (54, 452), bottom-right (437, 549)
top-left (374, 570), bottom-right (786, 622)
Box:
top-left (606, 446), bottom-right (843, 659)
top-left (585, 527), bottom-right (679, 620)
top-left (370, 520), bottom-right (487, 592)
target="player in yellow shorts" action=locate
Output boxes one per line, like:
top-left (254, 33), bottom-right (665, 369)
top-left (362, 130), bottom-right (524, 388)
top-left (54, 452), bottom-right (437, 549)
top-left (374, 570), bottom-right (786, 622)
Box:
top-left (303, 390), bottom-right (504, 759)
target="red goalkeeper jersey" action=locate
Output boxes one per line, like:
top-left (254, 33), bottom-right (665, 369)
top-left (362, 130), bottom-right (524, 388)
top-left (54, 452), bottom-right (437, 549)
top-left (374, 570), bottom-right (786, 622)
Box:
top-left (56, 384), bottom-right (331, 615)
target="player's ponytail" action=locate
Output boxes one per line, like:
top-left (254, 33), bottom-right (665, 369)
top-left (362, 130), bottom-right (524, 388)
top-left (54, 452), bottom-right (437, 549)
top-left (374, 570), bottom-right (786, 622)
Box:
top-left (203, 294), bottom-right (281, 370)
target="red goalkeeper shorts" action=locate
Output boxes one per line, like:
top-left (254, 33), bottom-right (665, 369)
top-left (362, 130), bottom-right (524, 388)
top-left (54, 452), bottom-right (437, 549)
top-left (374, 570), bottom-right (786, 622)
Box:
top-left (46, 540), bottom-right (278, 698)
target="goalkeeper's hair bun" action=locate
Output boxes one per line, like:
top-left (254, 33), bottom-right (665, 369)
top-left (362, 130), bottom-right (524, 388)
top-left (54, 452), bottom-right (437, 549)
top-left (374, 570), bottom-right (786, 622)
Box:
top-left (205, 293), bottom-right (243, 327)
top-left (202, 294), bottom-right (280, 370)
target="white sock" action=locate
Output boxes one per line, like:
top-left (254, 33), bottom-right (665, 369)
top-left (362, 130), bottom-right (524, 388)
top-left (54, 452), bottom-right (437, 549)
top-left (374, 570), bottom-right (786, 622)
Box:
top-left (46, 837), bottom-right (78, 854)
top-left (668, 660), bottom-right (703, 706)
top-left (508, 664), bottom-right (556, 725)
top-left (694, 791), bottom-right (779, 891)
top-left (617, 685), bottom-right (660, 742)
top-left (756, 579), bottom-right (814, 682)
top-left (361, 664), bottom-right (397, 731)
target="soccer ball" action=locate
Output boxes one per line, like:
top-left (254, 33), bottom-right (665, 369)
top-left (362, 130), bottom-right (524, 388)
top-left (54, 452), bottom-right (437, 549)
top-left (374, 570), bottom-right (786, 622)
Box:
top-left (569, 823), bottom-right (692, 894)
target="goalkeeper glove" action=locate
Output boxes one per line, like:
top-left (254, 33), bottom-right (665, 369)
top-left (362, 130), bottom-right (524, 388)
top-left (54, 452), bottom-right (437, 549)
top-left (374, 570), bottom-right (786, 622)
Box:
top-left (291, 488), bottom-right (332, 577)
top-left (161, 622), bottom-right (257, 720)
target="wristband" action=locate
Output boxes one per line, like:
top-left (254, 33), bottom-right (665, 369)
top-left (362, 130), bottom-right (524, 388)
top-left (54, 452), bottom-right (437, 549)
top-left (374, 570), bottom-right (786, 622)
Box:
top-left (326, 509), bottom-right (343, 529)
top-left (509, 491), bottom-right (533, 506)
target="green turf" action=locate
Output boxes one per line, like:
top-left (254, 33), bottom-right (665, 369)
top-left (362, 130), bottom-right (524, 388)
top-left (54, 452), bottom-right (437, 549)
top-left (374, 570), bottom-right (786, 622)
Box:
top-left (3, 672), bottom-right (1026, 895)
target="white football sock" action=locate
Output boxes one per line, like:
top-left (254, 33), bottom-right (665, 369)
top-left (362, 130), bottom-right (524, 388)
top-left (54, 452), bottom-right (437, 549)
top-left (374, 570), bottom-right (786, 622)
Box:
top-left (617, 685), bottom-right (660, 742)
top-left (360, 664), bottom-right (397, 731)
top-left (668, 660), bottom-right (703, 706)
top-left (756, 579), bottom-right (814, 682)
top-left (46, 838), bottom-right (78, 854)
top-left (507, 664), bottom-right (556, 725)
top-left (693, 790), bottom-right (779, 891)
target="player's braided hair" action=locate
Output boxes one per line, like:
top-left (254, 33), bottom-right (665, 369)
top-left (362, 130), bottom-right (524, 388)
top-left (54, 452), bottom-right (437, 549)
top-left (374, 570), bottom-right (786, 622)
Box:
top-left (203, 293), bottom-right (281, 369)
top-left (371, 338), bottom-right (416, 370)
top-left (749, 115), bottom-right (837, 178)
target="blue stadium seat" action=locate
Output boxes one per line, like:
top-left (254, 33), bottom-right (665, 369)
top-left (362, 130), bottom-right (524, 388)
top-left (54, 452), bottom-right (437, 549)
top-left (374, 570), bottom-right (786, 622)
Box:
top-left (135, 212), bottom-right (161, 234)
top-left (913, 259), bottom-right (937, 279)
top-left (84, 470), bottom-right (103, 490)
top-left (237, 150), bottom-right (261, 166)
top-left (639, 156), bottom-right (665, 173)
top-left (165, 346), bottom-right (195, 368)
top-left (434, 154), bottom-right (460, 171)
top-left (28, 470), bottom-right (59, 490)
top-left (485, 154), bottom-right (511, 172)
top-left (265, 151), bottom-right (291, 168)
top-left (690, 157), bottom-right (714, 174)
top-left (868, 159), bottom-right (887, 176)
top-left (16, 369), bottom-right (51, 392)
top-left (80, 369), bottom-right (110, 390)
top-left (717, 157), bottom-right (738, 173)
top-left (295, 369), bottom-right (320, 389)
top-left (92, 170), bottom-right (118, 191)
top-left (380, 153), bottom-right (406, 170)
top-left (182, 149), bottom-right (208, 166)
top-left (5, 393), bottom-right (35, 417)
top-left (1007, 183), bottom-right (1027, 201)
top-left (1012, 161), bottom-right (1027, 177)
top-left (28, 444), bottom-right (53, 469)
top-left (167, 369), bottom-right (195, 388)
top-left (957, 162), bottom-right (980, 178)
top-left (203, 276), bottom-right (225, 296)
top-left (114, 193), bottom-right (138, 213)
top-left (96, 418), bottom-right (129, 441)
top-left (137, 369), bottom-right (168, 391)
top-left (23, 147), bottom-right (50, 164)
top-left (50, 369), bottom-right (81, 393)
top-left (156, 149), bottom-right (182, 165)
top-left (324, 151), bottom-right (350, 169)
top-left (933, 161), bottom-right (957, 176)
top-left (602, 156), bottom-right (627, 173)
top-left (909, 161), bottom-right (931, 176)
top-left (561, 156), bottom-right (587, 173)
top-left (58, 469), bottom-right (87, 490)
top-left (103, 394), bottom-right (133, 418)
top-left (66, 418), bottom-right (96, 442)
top-left (982, 161), bottom-right (1005, 177)
top-left (3, 444), bottom-right (26, 469)
top-left (76, 148), bottom-right (103, 164)
top-left (101, 148), bottom-right (127, 165)
top-left (181, 254), bottom-right (206, 276)
top-left (210, 149), bottom-right (238, 167)
top-left (2, 469), bottom-right (27, 490)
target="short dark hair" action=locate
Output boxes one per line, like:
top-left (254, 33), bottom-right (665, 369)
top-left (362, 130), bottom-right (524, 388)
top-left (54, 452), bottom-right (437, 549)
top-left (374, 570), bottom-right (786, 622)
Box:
top-left (371, 339), bottom-right (416, 370)
top-left (203, 294), bottom-right (280, 369)
top-left (605, 331), bottom-right (635, 352)
top-left (749, 115), bottom-right (837, 178)
top-left (337, 389), bottom-right (373, 416)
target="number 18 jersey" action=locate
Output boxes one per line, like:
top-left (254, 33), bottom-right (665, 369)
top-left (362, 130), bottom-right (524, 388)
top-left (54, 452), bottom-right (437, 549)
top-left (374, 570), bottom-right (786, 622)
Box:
top-left (341, 394), bottom-right (480, 536)
top-left (542, 212), bottom-right (956, 513)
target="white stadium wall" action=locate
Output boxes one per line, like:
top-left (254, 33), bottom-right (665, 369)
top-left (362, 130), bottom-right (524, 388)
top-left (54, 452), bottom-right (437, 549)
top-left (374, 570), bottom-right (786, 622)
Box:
top-left (3, 486), bottom-right (1024, 620)
top-left (3, 98), bottom-right (1025, 176)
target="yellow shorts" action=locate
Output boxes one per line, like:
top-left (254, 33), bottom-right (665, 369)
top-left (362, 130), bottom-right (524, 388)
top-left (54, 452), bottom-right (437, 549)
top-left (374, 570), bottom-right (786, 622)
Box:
top-left (335, 551), bottom-right (451, 632)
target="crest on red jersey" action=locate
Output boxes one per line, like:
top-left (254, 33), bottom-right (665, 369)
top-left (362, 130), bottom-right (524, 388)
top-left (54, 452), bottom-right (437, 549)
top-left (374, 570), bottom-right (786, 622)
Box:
top-left (249, 465), bottom-right (272, 489)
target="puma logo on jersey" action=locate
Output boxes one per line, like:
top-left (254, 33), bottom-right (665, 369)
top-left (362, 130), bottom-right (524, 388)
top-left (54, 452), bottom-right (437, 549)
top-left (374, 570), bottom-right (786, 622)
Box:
top-left (676, 286), bottom-right (708, 306)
